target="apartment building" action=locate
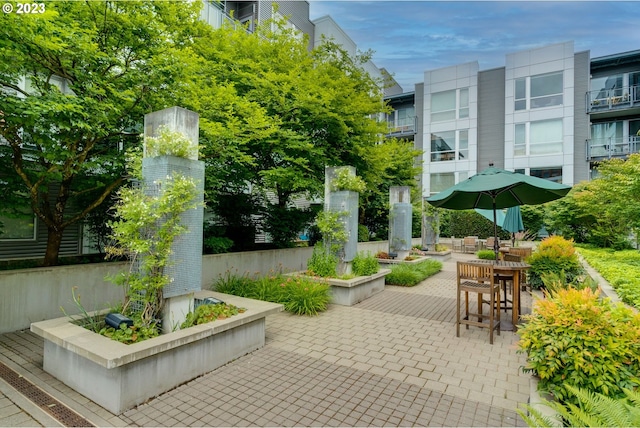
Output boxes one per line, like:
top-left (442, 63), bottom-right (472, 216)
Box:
top-left (383, 41), bottom-right (640, 198)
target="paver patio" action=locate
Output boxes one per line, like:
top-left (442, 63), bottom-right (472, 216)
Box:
top-left (0, 252), bottom-right (531, 427)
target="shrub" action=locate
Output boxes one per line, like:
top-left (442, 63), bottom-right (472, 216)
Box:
top-left (517, 288), bottom-right (640, 406)
top-left (211, 273), bottom-right (331, 316)
top-left (385, 259), bottom-right (442, 286)
top-left (358, 224), bottom-right (369, 242)
top-left (283, 277), bottom-right (331, 316)
top-left (306, 243), bottom-right (338, 277)
top-left (212, 270), bottom-right (255, 296)
top-left (527, 236), bottom-right (583, 290)
top-left (180, 303), bottom-right (246, 328)
top-left (203, 236), bottom-right (233, 254)
top-left (351, 251), bottom-right (379, 276)
top-left (476, 249), bottom-right (496, 260)
top-left (577, 246), bottom-right (640, 310)
top-left (375, 251), bottom-right (391, 259)
top-left (540, 270), bottom-right (598, 297)
top-left (518, 385), bottom-right (640, 428)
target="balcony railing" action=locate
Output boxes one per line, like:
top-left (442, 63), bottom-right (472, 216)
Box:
top-left (386, 116), bottom-right (417, 136)
top-left (586, 136), bottom-right (640, 160)
top-left (586, 85), bottom-right (640, 113)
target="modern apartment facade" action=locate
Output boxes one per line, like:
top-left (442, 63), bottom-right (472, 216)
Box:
top-left (385, 41), bottom-right (640, 198)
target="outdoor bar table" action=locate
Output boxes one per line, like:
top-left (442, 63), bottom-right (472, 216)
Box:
top-left (473, 259), bottom-right (531, 331)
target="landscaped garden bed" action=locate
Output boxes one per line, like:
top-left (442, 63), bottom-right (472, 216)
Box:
top-left (576, 246), bottom-right (640, 310)
top-left (384, 259), bottom-right (442, 286)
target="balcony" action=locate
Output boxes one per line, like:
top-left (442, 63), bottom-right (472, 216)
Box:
top-left (586, 136), bottom-right (640, 161)
top-left (586, 85), bottom-right (640, 115)
top-left (386, 116), bottom-right (417, 137)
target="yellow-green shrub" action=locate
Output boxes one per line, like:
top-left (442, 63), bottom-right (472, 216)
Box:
top-left (527, 235), bottom-right (582, 289)
top-left (518, 288), bottom-right (640, 405)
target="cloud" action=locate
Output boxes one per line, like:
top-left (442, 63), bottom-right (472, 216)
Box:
top-left (309, 1), bottom-right (640, 91)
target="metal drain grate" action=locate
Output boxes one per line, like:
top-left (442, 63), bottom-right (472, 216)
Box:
top-left (0, 361), bottom-right (95, 427)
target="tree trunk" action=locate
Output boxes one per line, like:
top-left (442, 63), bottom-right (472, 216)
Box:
top-left (42, 226), bottom-right (64, 267)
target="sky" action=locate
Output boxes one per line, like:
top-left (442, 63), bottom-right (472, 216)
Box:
top-left (308, 1), bottom-right (640, 92)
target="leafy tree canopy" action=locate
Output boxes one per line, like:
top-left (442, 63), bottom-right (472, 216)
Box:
top-left (0, 1), bottom-right (208, 265)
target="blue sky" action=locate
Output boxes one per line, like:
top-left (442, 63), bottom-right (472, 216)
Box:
top-left (308, 1), bottom-right (640, 92)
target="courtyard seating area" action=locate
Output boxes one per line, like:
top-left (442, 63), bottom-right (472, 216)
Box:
top-left (0, 251), bottom-right (531, 427)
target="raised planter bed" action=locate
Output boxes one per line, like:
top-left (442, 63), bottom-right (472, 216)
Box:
top-left (30, 291), bottom-right (282, 414)
top-left (377, 255), bottom-right (430, 265)
top-left (422, 250), bottom-right (452, 261)
top-left (289, 269), bottom-right (390, 306)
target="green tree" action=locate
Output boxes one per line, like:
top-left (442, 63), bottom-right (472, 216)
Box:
top-left (0, 1), bottom-right (207, 265)
top-left (578, 155), bottom-right (640, 248)
top-left (544, 183), bottom-right (596, 243)
top-left (359, 138), bottom-right (422, 239)
top-left (193, 15), bottom-right (391, 247)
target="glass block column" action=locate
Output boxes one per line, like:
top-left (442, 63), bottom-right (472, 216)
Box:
top-left (143, 107), bottom-right (204, 333)
top-left (389, 186), bottom-right (412, 259)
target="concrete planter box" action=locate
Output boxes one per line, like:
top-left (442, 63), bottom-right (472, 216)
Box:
top-left (377, 255), bottom-right (430, 265)
top-left (291, 269), bottom-right (390, 306)
top-left (31, 291), bottom-right (283, 414)
top-left (422, 250), bottom-right (452, 261)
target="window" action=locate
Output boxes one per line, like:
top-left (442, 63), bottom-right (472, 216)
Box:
top-left (531, 120), bottom-right (562, 154)
top-left (431, 131), bottom-right (454, 161)
top-left (515, 72), bottom-right (563, 110)
top-left (431, 129), bottom-right (468, 161)
top-left (514, 124), bottom-right (526, 156)
top-left (459, 88), bottom-right (469, 119)
top-left (0, 212), bottom-right (36, 240)
top-left (430, 173), bottom-right (455, 194)
top-left (431, 91), bottom-right (456, 122)
top-left (431, 88), bottom-right (469, 122)
top-left (515, 79), bottom-right (526, 111)
top-left (459, 130), bottom-right (468, 160)
top-left (530, 168), bottom-right (563, 183)
top-left (386, 107), bottom-right (415, 133)
top-left (514, 119), bottom-right (563, 156)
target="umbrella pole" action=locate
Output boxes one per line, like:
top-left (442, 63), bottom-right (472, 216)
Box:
top-left (492, 199), bottom-right (499, 260)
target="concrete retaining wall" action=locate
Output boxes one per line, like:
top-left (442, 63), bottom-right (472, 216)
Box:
top-left (1, 239), bottom-right (421, 334)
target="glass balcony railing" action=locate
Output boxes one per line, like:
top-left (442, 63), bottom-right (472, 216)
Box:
top-left (586, 85), bottom-right (640, 113)
top-left (386, 116), bottom-right (417, 135)
top-left (586, 136), bottom-right (640, 160)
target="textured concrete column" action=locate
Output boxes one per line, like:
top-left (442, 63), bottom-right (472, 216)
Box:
top-left (389, 186), bottom-right (412, 260)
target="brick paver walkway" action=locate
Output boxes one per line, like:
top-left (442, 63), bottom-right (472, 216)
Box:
top-left (0, 252), bottom-right (531, 427)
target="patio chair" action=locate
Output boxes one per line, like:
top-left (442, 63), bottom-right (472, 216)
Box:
top-left (463, 236), bottom-right (478, 253)
top-left (452, 238), bottom-right (463, 252)
top-left (456, 261), bottom-right (501, 344)
top-left (508, 247), bottom-right (532, 259)
top-left (485, 237), bottom-right (497, 251)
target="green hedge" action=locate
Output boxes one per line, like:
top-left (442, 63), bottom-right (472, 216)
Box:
top-left (385, 259), bottom-right (442, 286)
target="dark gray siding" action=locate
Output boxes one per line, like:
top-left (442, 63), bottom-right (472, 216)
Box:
top-left (0, 183), bottom-right (82, 260)
top-left (254, 1), bottom-right (314, 46)
top-left (274, 1), bottom-right (314, 38)
top-left (477, 67), bottom-right (506, 170)
top-left (573, 50), bottom-right (590, 183)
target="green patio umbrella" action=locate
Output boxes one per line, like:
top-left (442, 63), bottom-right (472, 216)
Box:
top-left (502, 205), bottom-right (525, 246)
top-left (426, 166), bottom-right (571, 258)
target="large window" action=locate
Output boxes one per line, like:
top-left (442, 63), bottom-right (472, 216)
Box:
top-left (431, 88), bottom-right (469, 122)
top-left (514, 119), bottom-right (563, 156)
top-left (515, 71), bottom-right (563, 110)
top-left (386, 106), bottom-right (415, 133)
top-left (430, 173), bottom-right (455, 194)
top-left (515, 168), bottom-right (563, 183)
top-left (531, 167), bottom-right (563, 183)
top-left (431, 129), bottom-right (468, 161)
top-left (0, 213), bottom-right (36, 240)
